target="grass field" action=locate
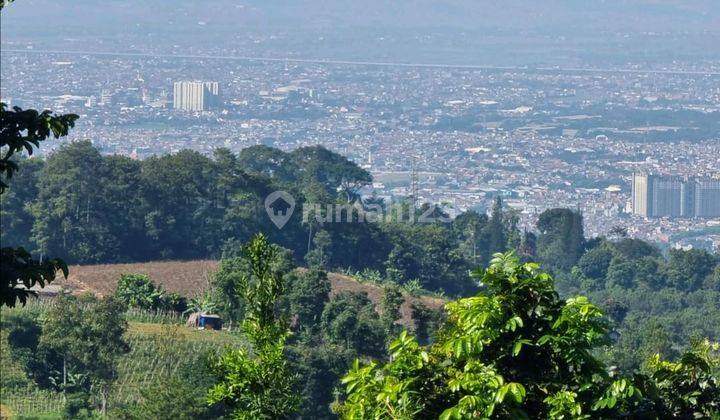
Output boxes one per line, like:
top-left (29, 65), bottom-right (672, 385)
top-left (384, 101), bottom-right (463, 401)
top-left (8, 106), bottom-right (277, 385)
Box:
top-left (112, 321), bottom-right (244, 406)
top-left (0, 302), bottom-right (244, 419)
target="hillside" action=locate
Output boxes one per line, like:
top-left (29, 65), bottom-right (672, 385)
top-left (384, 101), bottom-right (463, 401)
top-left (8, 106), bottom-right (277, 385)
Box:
top-left (2, 260), bottom-right (445, 418)
top-left (0, 310), bottom-right (243, 418)
top-left (53, 260), bottom-right (445, 328)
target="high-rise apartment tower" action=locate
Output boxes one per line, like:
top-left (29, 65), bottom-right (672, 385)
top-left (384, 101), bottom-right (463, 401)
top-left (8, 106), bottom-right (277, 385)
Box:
top-left (173, 81), bottom-right (220, 111)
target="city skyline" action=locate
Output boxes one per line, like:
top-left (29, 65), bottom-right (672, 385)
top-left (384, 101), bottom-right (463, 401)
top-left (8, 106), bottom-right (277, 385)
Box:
top-left (1, 1), bottom-right (719, 253)
top-left (2, 48), bottom-right (719, 252)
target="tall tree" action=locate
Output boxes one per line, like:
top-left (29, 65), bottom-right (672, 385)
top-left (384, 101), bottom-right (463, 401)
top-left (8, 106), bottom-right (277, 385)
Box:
top-left (0, 157), bottom-right (43, 250)
top-left (536, 208), bottom-right (586, 272)
top-left (452, 210), bottom-right (490, 267)
top-left (237, 145), bottom-right (298, 185)
top-left (29, 141), bottom-right (129, 263)
top-left (139, 150), bottom-right (218, 259)
top-left (290, 146), bottom-right (371, 203)
top-left (665, 248), bottom-right (717, 292)
top-left (320, 291), bottom-right (387, 359)
top-left (575, 244), bottom-right (614, 281)
top-left (212, 241), bottom-right (294, 325)
top-left (287, 268), bottom-right (331, 333)
top-left (484, 196), bottom-right (508, 256)
top-left (380, 283), bottom-right (404, 337)
top-left (305, 229), bottom-right (332, 269)
top-left (288, 341), bottom-right (356, 420)
top-left (383, 223), bottom-right (473, 295)
top-left (208, 234), bottom-right (301, 419)
top-left (518, 230), bottom-right (537, 261)
top-left (99, 155), bottom-right (146, 260)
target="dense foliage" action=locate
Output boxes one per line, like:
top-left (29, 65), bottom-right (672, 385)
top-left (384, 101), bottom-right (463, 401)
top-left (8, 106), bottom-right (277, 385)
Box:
top-left (563, 238), bottom-right (720, 372)
top-left (2, 234), bottom-right (718, 418)
top-left (207, 234), bottom-right (301, 419)
top-left (115, 273), bottom-right (187, 313)
top-left (337, 253), bottom-right (720, 419)
top-left (2, 294), bottom-right (129, 416)
top-left (1, 301), bottom-right (232, 419)
top-left (1, 141), bottom-right (506, 295)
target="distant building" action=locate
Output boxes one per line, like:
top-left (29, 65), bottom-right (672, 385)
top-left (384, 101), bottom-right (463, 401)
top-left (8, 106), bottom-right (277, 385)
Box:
top-left (99, 89), bottom-right (112, 106)
top-left (650, 175), bottom-right (683, 218)
top-left (631, 172), bottom-right (650, 217)
top-left (680, 180), bottom-right (695, 218)
top-left (632, 172), bottom-right (720, 218)
top-left (692, 178), bottom-right (720, 217)
top-left (173, 81), bottom-right (220, 111)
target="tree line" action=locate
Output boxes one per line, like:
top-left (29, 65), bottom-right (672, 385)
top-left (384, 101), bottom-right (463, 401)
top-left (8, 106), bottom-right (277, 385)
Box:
top-left (2, 140), bottom-right (526, 296)
top-left (3, 140), bottom-right (719, 368)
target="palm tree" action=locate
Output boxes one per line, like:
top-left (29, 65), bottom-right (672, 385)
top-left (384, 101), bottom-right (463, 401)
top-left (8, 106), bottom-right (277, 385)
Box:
top-left (183, 290), bottom-right (218, 315)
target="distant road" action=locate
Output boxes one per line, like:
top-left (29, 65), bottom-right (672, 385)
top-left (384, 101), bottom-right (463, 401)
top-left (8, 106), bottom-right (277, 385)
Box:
top-left (3, 48), bottom-right (720, 76)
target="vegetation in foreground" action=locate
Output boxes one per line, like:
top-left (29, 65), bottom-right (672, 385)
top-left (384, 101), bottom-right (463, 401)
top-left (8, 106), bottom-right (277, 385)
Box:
top-left (2, 235), bottom-right (719, 419)
top-left (338, 253), bottom-right (720, 418)
top-left (1, 302), bottom-right (240, 419)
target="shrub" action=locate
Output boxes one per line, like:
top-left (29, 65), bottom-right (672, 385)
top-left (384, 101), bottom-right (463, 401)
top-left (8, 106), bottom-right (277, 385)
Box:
top-left (115, 273), bottom-right (187, 313)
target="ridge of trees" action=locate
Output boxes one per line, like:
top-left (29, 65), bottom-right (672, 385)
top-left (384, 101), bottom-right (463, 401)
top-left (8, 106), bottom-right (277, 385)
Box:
top-left (3, 140), bottom-right (719, 374)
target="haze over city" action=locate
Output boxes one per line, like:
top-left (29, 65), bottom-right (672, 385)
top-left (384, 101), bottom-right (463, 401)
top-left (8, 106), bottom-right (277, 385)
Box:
top-left (3, 0), bottom-right (719, 249)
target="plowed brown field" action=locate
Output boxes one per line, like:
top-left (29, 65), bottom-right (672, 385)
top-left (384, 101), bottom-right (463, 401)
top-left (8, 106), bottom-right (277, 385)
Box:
top-left (53, 261), bottom-right (445, 327)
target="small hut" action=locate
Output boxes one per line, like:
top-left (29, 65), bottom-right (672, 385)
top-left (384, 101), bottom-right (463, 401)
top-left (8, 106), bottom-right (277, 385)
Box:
top-left (186, 312), bottom-right (223, 330)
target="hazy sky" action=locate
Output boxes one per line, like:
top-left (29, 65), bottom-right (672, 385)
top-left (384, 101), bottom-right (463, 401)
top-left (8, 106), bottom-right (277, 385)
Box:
top-left (2, 0), bottom-right (719, 66)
